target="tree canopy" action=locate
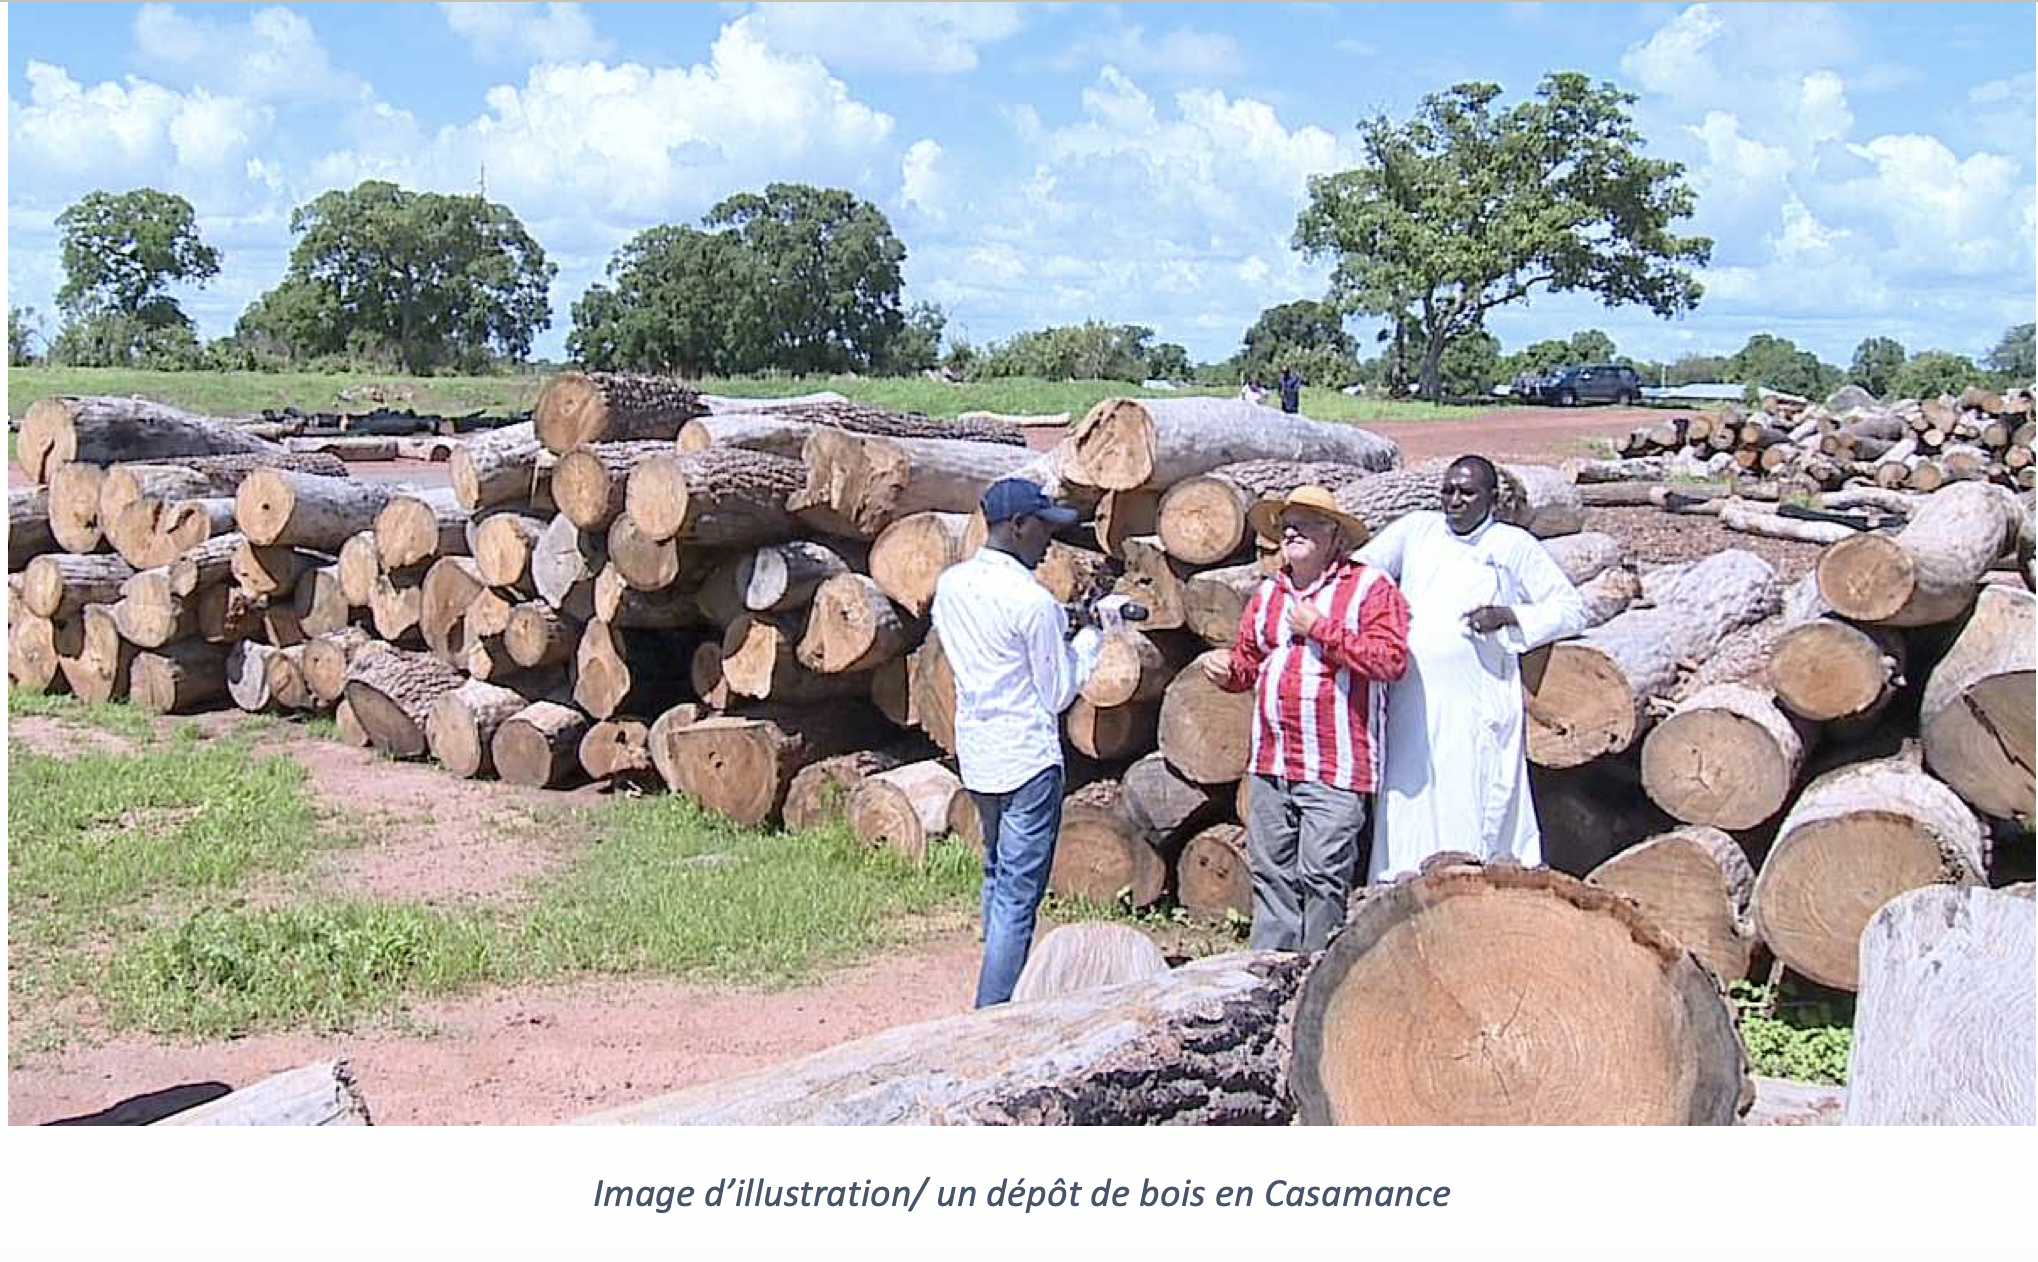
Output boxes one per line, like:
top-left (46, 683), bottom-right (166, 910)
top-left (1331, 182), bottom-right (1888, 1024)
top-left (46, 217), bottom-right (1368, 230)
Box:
top-left (1294, 73), bottom-right (1711, 400)
top-left (1847, 337), bottom-right (1906, 398)
top-left (1985, 322), bottom-right (2035, 384)
top-left (1725, 334), bottom-right (1841, 399)
top-left (1890, 350), bottom-right (1984, 400)
top-left (974, 321), bottom-right (1165, 381)
top-left (1238, 299), bottom-right (1359, 385)
top-left (55, 188), bottom-right (220, 327)
top-left (239, 180), bottom-right (554, 373)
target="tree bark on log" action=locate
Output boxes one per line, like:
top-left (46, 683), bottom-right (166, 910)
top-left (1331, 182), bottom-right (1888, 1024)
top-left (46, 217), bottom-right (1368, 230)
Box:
top-left (788, 430), bottom-right (1044, 539)
top-left (1540, 531), bottom-right (1624, 585)
top-left (1158, 651), bottom-right (1254, 784)
top-left (676, 403), bottom-right (1025, 456)
top-left (623, 448), bottom-right (807, 546)
top-left (1843, 885), bottom-right (2034, 1126)
top-left (20, 395), bottom-right (281, 484)
top-left (301, 628), bottom-right (378, 704)
top-left (737, 539), bottom-right (863, 613)
top-left (226, 641), bottom-right (281, 712)
top-left (23, 552), bottom-right (136, 620)
top-left (1011, 923), bottom-right (1170, 1004)
top-left (1588, 826), bottom-right (1757, 984)
top-left (782, 748), bottom-right (913, 832)
top-left (573, 621), bottom-right (696, 721)
top-left (1641, 683), bottom-right (1817, 830)
top-left (9, 487), bottom-right (59, 571)
top-left (373, 488), bottom-right (469, 571)
top-left (796, 572), bottom-right (918, 675)
top-left (1065, 697), bottom-right (1160, 762)
top-left (235, 470), bottom-right (404, 551)
top-left (849, 759), bottom-right (962, 864)
top-left (1156, 460), bottom-right (1370, 566)
top-left (1177, 823), bottom-right (1252, 919)
top-left (577, 951), bottom-right (1308, 1125)
top-left (1050, 780), bottom-right (1170, 908)
top-left (1573, 566), bottom-right (1641, 629)
top-left (449, 422), bottom-right (543, 511)
top-left (1524, 550), bottom-right (1780, 768)
top-left (1068, 398), bottom-right (1398, 493)
top-left (1919, 585), bottom-right (2033, 823)
top-left (491, 700), bottom-right (590, 788)
top-left (1752, 748), bottom-right (1988, 991)
top-left (1817, 482), bottom-right (2021, 626)
top-left (869, 512), bottom-right (969, 617)
top-left (1292, 861), bottom-right (1749, 1124)
top-left (130, 640), bottom-right (230, 714)
top-left (552, 441), bottom-right (671, 532)
top-left (343, 647), bottom-right (467, 759)
top-left (660, 704), bottom-right (887, 828)
top-left (533, 372), bottom-right (706, 455)
top-left (152, 1059), bottom-right (371, 1127)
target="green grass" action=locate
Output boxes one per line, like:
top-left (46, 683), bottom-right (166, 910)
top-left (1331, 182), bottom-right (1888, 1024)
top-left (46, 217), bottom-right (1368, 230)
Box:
top-left (8, 707), bottom-right (986, 1047)
top-left (8, 366), bottom-right (1481, 427)
top-left (7, 688), bottom-right (159, 742)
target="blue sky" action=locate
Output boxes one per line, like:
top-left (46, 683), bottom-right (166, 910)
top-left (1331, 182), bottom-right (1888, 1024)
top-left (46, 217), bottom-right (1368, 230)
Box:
top-left (7, 2), bottom-right (2035, 368)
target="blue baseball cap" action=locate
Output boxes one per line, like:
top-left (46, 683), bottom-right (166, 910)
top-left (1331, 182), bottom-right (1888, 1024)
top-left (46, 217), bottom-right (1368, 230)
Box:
top-left (981, 478), bottom-right (1080, 527)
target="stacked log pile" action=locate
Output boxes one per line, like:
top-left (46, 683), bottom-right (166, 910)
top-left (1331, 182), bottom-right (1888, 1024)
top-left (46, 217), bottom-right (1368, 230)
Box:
top-left (11, 384), bottom-right (2031, 1019)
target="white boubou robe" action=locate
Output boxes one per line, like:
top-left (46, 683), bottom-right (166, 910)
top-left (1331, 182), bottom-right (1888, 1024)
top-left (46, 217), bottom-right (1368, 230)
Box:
top-left (1355, 512), bottom-right (1588, 880)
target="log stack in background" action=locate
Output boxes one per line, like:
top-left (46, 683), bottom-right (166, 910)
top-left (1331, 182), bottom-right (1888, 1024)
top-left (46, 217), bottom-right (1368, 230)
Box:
top-left (10, 382), bottom-right (2033, 1012)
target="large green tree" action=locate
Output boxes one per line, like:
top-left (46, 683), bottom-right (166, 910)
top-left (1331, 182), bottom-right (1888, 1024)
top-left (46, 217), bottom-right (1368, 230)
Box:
top-left (55, 188), bottom-right (220, 328)
top-left (241, 181), bottom-right (553, 373)
top-left (975, 321), bottom-right (1159, 381)
top-left (1294, 73), bottom-right (1711, 401)
top-left (1238, 299), bottom-right (1358, 384)
top-left (705, 183), bottom-right (907, 374)
top-left (1725, 334), bottom-right (1841, 399)
top-left (1984, 322), bottom-right (2035, 384)
top-left (1847, 336), bottom-right (1906, 398)
top-left (1890, 350), bottom-right (1984, 400)
top-left (567, 225), bottom-right (747, 376)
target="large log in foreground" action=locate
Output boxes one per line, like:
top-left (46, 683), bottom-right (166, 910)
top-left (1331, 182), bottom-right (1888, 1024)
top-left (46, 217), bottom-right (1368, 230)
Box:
top-left (1290, 862), bottom-right (1749, 1125)
top-left (1066, 398), bottom-right (1399, 492)
top-left (1843, 886), bottom-right (2034, 1126)
top-left (575, 952), bottom-right (1309, 1125)
top-left (1816, 481), bottom-right (2019, 626)
top-left (234, 469), bottom-right (403, 551)
top-left (1587, 826), bottom-right (1757, 984)
top-left (19, 395), bottom-right (281, 483)
top-left (1919, 585), bottom-right (2034, 823)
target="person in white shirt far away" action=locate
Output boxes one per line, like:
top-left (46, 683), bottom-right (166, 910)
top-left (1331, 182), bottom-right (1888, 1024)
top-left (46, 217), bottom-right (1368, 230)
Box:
top-left (929, 478), bottom-right (1129, 1006)
top-left (1354, 455), bottom-right (1588, 882)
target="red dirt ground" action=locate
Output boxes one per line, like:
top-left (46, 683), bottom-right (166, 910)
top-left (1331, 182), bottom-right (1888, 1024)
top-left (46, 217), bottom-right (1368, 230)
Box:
top-left (6, 401), bottom-right (1666, 1126)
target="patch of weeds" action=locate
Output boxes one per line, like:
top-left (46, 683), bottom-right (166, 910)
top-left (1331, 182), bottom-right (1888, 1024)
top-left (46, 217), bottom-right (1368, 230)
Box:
top-left (515, 795), bottom-right (978, 986)
top-left (107, 902), bottom-right (502, 1037)
top-left (7, 690), bottom-right (156, 742)
top-left (1731, 979), bottom-right (1853, 1085)
top-left (1038, 889), bottom-right (1249, 957)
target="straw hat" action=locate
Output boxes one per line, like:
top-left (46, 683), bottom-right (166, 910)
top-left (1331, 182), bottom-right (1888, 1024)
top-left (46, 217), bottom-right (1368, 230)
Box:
top-left (1246, 484), bottom-right (1371, 547)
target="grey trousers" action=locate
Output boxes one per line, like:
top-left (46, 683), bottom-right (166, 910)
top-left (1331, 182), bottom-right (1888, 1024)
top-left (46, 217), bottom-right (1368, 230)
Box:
top-left (1244, 773), bottom-right (1368, 952)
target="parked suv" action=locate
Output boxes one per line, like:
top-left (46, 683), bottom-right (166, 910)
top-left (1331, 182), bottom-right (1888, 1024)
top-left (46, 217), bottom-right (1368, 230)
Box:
top-left (1533, 364), bottom-right (1640, 406)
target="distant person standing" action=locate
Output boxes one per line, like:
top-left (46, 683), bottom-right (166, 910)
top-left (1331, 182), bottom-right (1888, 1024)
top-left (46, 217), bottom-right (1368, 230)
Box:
top-left (1240, 378), bottom-right (1266, 406)
top-left (1279, 367), bottom-right (1304, 414)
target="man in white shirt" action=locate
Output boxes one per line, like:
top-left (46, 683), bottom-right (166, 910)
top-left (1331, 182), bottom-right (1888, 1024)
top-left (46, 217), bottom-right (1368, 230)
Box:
top-left (930, 478), bottom-right (1117, 1007)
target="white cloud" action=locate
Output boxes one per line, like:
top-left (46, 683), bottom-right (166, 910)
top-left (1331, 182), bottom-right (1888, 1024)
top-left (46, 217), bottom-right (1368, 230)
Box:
top-left (742, 3), bottom-right (1024, 74)
top-left (132, 4), bottom-right (360, 102)
top-left (440, 3), bottom-right (614, 66)
top-left (1055, 22), bottom-right (1243, 79)
top-left (900, 140), bottom-right (949, 218)
top-left (8, 61), bottom-right (272, 192)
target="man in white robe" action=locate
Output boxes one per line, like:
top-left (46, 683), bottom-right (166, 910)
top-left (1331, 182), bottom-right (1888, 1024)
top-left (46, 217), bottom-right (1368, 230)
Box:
top-left (1354, 455), bottom-right (1587, 881)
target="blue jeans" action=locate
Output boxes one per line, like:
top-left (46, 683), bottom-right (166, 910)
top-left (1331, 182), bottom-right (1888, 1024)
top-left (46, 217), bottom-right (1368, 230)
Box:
top-left (971, 764), bottom-right (1065, 1007)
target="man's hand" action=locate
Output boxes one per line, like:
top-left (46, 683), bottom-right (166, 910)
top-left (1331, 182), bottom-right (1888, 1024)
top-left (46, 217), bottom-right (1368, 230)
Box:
top-left (1199, 654), bottom-right (1232, 686)
top-left (1464, 605), bottom-right (1518, 635)
top-left (1286, 599), bottom-right (1321, 639)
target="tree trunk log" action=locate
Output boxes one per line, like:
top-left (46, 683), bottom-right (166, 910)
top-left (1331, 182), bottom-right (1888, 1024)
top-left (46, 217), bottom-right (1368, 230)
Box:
top-left (301, 628), bottom-right (378, 705)
top-left (9, 611), bottom-right (79, 693)
top-left (265, 644), bottom-right (317, 711)
top-left (602, 513), bottom-right (681, 592)
top-left (1182, 562), bottom-right (1264, 647)
top-left (530, 513), bottom-right (602, 617)
top-left (20, 396), bottom-right (281, 484)
top-left (1119, 751), bottom-right (1222, 849)
top-left (332, 697), bottom-right (369, 747)
top-left (849, 759), bottom-right (962, 864)
top-left (660, 704), bottom-right (887, 827)
top-left (113, 570), bottom-right (198, 649)
top-left (1752, 747), bottom-right (1987, 991)
top-left (1157, 651), bottom-right (1254, 784)
top-left (1817, 481), bottom-right (2021, 626)
top-left (1574, 566), bottom-right (1641, 629)
top-left (552, 441), bottom-right (670, 532)
top-left (153, 1059), bottom-right (371, 1127)
top-left (368, 571), bottom-right (423, 645)
top-left (373, 488), bottom-right (469, 571)
top-left (292, 564), bottom-right (350, 638)
top-left (470, 511), bottom-right (546, 590)
top-left (1033, 541), bottom-right (1115, 607)
top-left (23, 552), bottom-right (136, 620)
top-left (226, 641), bottom-right (281, 712)
top-left (1641, 683), bottom-right (1817, 830)
top-left (623, 448), bottom-right (807, 546)
top-left (1156, 460), bottom-right (1368, 566)
top-left (590, 564), bottom-right (701, 629)
top-left (9, 487), bottom-right (59, 571)
top-left (418, 556), bottom-right (484, 660)
top-left (335, 530), bottom-right (381, 608)
top-left (871, 654), bottom-right (916, 729)
top-left (491, 700), bottom-right (591, 788)
top-left (1524, 550), bottom-right (1780, 767)
top-left (59, 605), bottom-right (131, 702)
top-left (1177, 823), bottom-right (1252, 919)
top-left (47, 461), bottom-right (112, 554)
top-left (782, 747), bottom-right (913, 832)
top-left (1843, 885), bottom-right (2034, 1125)
top-left (676, 402), bottom-right (1025, 455)
top-left (1588, 826), bottom-right (1757, 984)
top-left (1064, 696), bottom-right (1160, 761)
top-left (690, 641), bottom-right (732, 710)
top-left (722, 612), bottom-right (872, 704)
top-left (577, 951), bottom-right (1307, 1125)
top-left (1089, 488), bottom-right (1157, 560)
top-left (1051, 780), bottom-right (1170, 909)
top-left (1919, 585), bottom-right (2033, 823)
top-left (1011, 923), bottom-right (1170, 1003)
top-left (195, 582), bottom-right (261, 644)
top-left (1769, 616), bottom-right (1905, 724)
top-left (533, 371), bottom-right (705, 454)
top-left (1111, 536), bottom-right (1190, 631)
top-left (788, 429), bottom-right (1043, 539)
top-left (1292, 860), bottom-right (1749, 1124)
top-left (869, 512), bottom-right (969, 617)
top-left (449, 422), bottom-right (542, 511)
top-left (573, 621), bottom-right (696, 721)
top-left (235, 470), bottom-right (404, 551)
top-left (642, 702), bottom-right (711, 793)
top-left (108, 496), bottom-right (235, 571)
top-left (795, 572), bottom-right (918, 674)
top-left (740, 539), bottom-right (862, 613)
top-left (343, 647), bottom-right (467, 759)
top-left (1082, 628), bottom-right (1197, 708)
top-left (1068, 398), bottom-right (1398, 492)
top-left (909, 633), bottom-right (959, 755)
top-left (230, 542), bottom-right (317, 602)
top-left (130, 640), bottom-right (230, 714)
top-left (1540, 531), bottom-right (1624, 585)
top-left (578, 718), bottom-right (655, 783)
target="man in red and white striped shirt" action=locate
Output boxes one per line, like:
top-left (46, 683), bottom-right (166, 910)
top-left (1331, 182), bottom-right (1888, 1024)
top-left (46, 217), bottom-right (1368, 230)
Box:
top-left (1201, 485), bottom-right (1410, 951)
